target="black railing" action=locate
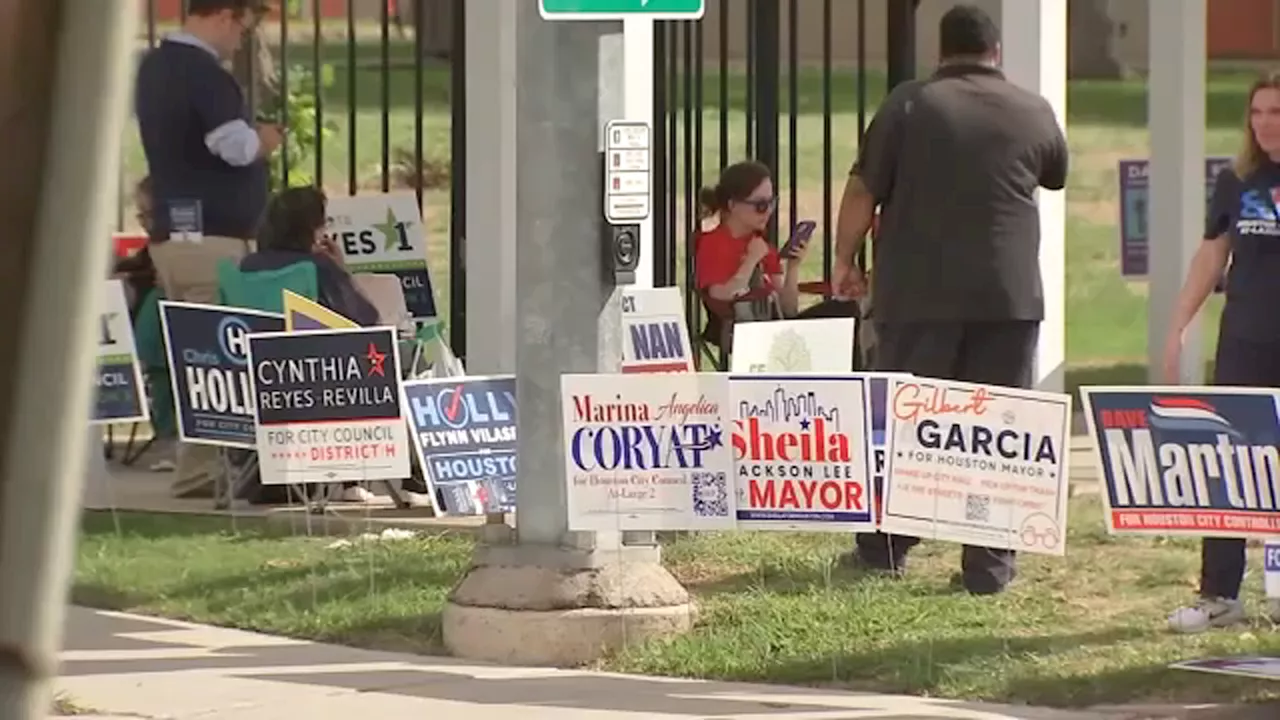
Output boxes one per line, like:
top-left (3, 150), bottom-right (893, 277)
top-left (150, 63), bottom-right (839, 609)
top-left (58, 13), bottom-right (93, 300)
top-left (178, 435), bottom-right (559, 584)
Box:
top-left (652, 0), bottom-right (918, 368)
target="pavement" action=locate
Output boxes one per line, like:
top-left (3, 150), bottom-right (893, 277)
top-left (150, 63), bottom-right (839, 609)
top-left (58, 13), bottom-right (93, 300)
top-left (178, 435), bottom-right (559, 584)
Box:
top-left (60, 606), bottom-right (1256, 720)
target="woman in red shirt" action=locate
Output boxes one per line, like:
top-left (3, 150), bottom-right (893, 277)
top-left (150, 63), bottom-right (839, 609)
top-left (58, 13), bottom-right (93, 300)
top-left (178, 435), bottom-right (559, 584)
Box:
top-left (695, 161), bottom-right (809, 319)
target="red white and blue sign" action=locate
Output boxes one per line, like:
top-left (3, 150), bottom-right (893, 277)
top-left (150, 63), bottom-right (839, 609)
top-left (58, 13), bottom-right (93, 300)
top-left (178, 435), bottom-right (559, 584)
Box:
top-left (561, 372), bottom-right (734, 531)
top-left (1081, 387), bottom-right (1280, 537)
top-left (402, 375), bottom-right (517, 516)
top-left (247, 327), bottom-right (409, 485)
top-left (729, 375), bottom-right (875, 531)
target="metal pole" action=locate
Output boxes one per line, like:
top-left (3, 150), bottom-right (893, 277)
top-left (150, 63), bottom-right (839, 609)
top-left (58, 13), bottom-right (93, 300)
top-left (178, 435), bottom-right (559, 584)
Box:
top-left (512, 8), bottom-right (612, 544)
top-left (886, 0), bottom-right (917, 89)
top-left (751, 0), bottom-right (780, 242)
top-left (0, 2), bottom-right (138, 717)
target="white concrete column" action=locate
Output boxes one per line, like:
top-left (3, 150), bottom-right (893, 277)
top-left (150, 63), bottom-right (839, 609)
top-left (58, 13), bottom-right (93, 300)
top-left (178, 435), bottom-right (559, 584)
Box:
top-left (623, 18), bottom-right (655, 288)
top-left (464, 0), bottom-right (518, 374)
top-left (1001, 0), bottom-right (1067, 393)
top-left (1146, 0), bottom-right (1206, 384)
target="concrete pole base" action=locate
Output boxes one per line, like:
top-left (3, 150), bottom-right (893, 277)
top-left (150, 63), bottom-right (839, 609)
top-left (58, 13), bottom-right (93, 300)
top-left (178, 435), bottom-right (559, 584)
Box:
top-left (442, 540), bottom-right (694, 666)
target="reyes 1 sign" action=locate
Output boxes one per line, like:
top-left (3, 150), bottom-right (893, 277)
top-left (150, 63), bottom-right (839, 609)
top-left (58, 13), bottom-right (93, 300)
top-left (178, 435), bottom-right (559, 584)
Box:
top-left (326, 192), bottom-right (438, 320)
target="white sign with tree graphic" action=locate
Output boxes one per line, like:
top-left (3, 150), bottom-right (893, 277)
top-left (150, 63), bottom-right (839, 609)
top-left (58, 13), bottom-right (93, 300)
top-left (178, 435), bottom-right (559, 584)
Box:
top-left (730, 317), bottom-right (856, 373)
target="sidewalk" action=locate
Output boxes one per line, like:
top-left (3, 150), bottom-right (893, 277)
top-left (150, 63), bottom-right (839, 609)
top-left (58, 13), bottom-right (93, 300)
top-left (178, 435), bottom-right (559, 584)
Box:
top-left (58, 606), bottom-right (1170, 720)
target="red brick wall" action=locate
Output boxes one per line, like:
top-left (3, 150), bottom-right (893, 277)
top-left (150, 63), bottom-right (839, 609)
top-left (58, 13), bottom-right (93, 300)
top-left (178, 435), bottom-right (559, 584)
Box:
top-left (1208, 0), bottom-right (1279, 59)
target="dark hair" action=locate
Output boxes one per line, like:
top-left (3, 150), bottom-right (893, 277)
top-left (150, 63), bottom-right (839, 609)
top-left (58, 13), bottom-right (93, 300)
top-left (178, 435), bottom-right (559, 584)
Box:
top-left (187, 0), bottom-right (264, 18)
top-left (258, 186), bottom-right (327, 253)
top-left (697, 160), bottom-right (771, 218)
top-left (939, 4), bottom-right (999, 60)
top-left (135, 176), bottom-right (152, 197)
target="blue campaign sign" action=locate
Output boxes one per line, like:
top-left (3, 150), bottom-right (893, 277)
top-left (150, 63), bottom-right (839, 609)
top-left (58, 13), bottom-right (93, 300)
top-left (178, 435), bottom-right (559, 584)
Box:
top-left (1081, 387), bottom-right (1280, 538)
top-left (161, 302), bottom-right (284, 448)
top-left (403, 376), bottom-right (517, 515)
top-left (1118, 157), bottom-right (1232, 277)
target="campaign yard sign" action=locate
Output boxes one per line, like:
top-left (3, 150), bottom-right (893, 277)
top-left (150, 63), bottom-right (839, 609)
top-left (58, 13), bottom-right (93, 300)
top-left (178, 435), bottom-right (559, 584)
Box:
top-left (561, 373), bottom-right (734, 531)
top-left (160, 302), bottom-right (284, 447)
top-left (283, 290), bottom-right (358, 332)
top-left (1080, 387), bottom-right (1280, 538)
top-left (868, 373), bottom-right (909, 522)
top-left (92, 280), bottom-right (149, 424)
top-left (729, 375), bottom-right (874, 531)
top-left (248, 327), bottom-right (410, 485)
top-left (881, 378), bottom-right (1073, 555)
top-left (326, 192), bottom-right (438, 320)
top-left (403, 375), bottom-right (517, 515)
top-left (621, 287), bottom-right (694, 373)
top-left (730, 318), bottom-right (857, 373)
top-left (1170, 656), bottom-right (1280, 682)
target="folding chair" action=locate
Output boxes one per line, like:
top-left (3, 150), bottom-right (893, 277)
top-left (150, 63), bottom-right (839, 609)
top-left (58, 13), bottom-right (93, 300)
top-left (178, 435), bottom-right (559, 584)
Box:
top-left (214, 260), bottom-right (319, 509)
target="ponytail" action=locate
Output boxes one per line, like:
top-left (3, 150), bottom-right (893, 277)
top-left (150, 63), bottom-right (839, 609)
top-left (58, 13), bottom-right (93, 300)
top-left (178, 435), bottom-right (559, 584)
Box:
top-left (698, 185), bottom-right (723, 218)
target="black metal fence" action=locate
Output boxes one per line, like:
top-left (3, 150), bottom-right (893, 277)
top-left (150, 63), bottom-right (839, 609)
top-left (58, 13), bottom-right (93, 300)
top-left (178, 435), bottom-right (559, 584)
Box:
top-left (652, 0), bottom-right (917, 367)
top-left (129, 0), bottom-right (468, 354)
top-left (129, 0), bottom-right (916, 367)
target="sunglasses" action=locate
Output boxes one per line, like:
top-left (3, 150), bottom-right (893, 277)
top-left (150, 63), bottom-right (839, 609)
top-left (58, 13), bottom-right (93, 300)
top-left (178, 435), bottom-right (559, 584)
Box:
top-left (738, 196), bottom-right (777, 214)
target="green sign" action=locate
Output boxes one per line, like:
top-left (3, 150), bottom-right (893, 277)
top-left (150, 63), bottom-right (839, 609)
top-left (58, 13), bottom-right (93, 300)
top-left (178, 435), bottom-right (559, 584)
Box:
top-left (539, 0), bottom-right (705, 20)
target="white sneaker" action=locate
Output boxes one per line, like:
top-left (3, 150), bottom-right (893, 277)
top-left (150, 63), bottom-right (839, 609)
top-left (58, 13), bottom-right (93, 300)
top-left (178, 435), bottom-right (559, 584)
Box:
top-left (1168, 597), bottom-right (1246, 633)
top-left (339, 485), bottom-right (376, 503)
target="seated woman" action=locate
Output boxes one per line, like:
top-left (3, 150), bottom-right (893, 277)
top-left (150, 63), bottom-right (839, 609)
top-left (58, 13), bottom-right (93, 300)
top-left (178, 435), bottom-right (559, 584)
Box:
top-left (694, 161), bottom-right (810, 347)
top-left (113, 176), bottom-right (179, 471)
top-left (240, 187), bottom-right (378, 503)
top-left (242, 186), bottom-right (380, 327)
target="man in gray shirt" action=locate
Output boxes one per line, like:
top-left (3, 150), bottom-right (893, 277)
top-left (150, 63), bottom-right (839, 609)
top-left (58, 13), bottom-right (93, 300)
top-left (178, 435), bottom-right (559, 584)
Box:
top-left (833, 4), bottom-right (1068, 595)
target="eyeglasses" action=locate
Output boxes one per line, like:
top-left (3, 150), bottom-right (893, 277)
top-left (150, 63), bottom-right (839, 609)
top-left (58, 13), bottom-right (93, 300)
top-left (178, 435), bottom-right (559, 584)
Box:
top-left (739, 196), bottom-right (777, 214)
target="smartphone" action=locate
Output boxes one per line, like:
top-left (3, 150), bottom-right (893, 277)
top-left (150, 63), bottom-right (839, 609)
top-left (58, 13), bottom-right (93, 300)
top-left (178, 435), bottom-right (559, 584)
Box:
top-left (780, 220), bottom-right (816, 258)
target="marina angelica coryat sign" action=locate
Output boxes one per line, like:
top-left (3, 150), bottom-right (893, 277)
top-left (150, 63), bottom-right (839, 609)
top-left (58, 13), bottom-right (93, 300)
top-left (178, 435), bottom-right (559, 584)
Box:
top-left (561, 373), bottom-right (735, 531)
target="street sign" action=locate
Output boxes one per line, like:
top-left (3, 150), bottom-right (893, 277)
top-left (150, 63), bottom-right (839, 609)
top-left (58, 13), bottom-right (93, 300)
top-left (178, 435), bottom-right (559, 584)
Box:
top-left (540, 0), bottom-right (705, 21)
top-left (604, 120), bottom-right (651, 224)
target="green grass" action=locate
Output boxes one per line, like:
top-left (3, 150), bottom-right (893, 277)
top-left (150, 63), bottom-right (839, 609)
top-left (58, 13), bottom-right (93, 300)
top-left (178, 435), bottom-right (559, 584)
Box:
top-left (75, 506), bottom-right (1280, 708)
top-left (116, 37), bottom-right (1257, 377)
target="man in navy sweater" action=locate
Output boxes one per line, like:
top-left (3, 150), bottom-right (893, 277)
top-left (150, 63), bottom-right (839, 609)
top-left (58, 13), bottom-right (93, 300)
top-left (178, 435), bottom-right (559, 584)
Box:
top-left (135, 0), bottom-right (283, 499)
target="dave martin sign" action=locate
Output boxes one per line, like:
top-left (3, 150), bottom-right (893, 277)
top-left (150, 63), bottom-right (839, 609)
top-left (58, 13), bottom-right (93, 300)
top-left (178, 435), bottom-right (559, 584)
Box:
top-left (730, 375), bottom-right (875, 531)
top-left (881, 378), bottom-right (1073, 555)
top-left (1081, 387), bottom-right (1280, 538)
top-left (561, 373), bottom-right (733, 531)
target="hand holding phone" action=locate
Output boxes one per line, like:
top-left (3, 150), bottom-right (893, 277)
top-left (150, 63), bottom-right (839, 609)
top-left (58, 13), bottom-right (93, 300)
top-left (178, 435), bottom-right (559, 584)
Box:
top-left (780, 220), bottom-right (816, 259)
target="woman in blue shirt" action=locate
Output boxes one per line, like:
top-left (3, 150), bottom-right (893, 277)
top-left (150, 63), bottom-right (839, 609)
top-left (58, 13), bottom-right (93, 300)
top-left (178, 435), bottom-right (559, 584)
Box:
top-left (1162, 71), bottom-right (1280, 633)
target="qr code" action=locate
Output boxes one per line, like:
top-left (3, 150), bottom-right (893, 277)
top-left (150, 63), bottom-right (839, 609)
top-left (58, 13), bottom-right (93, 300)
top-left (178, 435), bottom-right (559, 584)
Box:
top-left (965, 493), bottom-right (991, 523)
top-left (690, 471), bottom-right (729, 517)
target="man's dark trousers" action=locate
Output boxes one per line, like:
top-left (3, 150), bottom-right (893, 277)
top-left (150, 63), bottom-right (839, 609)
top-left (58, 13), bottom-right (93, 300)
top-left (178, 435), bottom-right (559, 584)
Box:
top-left (856, 320), bottom-right (1040, 595)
